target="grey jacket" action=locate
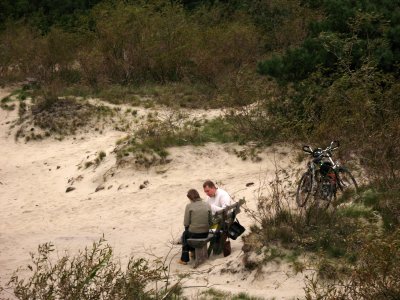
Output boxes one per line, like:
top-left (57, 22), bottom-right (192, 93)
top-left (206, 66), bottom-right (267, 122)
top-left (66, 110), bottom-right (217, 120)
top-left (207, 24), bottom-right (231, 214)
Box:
top-left (184, 198), bottom-right (212, 233)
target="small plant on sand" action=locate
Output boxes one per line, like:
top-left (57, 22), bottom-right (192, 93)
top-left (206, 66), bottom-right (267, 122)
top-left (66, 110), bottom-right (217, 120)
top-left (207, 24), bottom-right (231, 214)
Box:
top-left (83, 151), bottom-right (107, 169)
top-left (84, 161), bottom-right (94, 168)
top-left (200, 288), bottom-right (264, 300)
top-left (18, 101), bottom-right (27, 118)
top-left (95, 151), bottom-right (106, 165)
top-left (115, 112), bottom-right (236, 168)
top-left (1, 237), bottom-right (182, 299)
top-left (1, 96), bottom-right (16, 111)
top-left (232, 146), bottom-right (262, 162)
top-left (1, 88), bottom-right (32, 111)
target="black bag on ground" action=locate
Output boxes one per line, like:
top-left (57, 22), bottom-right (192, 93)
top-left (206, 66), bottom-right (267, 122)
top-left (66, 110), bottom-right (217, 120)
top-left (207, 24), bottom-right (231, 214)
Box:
top-left (227, 219), bottom-right (245, 240)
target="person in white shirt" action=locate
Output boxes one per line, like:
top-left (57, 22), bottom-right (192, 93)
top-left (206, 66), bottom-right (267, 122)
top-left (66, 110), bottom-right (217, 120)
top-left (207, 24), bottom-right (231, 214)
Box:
top-left (202, 180), bottom-right (232, 215)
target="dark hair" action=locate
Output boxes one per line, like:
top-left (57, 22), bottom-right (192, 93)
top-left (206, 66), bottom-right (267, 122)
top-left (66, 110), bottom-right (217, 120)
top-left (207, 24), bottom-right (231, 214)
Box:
top-left (202, 180), bottom-right (216, 189)
top-left (187, 189), bottom-right (200, 201)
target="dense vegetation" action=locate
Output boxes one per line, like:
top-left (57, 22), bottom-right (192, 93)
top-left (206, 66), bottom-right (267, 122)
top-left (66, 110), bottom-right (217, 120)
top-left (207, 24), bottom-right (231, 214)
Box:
top-left (2, 238), bottom-right (182, 299)
top-left (0, 0), bottom-right (102, 32)
top-left (1, 0), bottom-right (399, 298)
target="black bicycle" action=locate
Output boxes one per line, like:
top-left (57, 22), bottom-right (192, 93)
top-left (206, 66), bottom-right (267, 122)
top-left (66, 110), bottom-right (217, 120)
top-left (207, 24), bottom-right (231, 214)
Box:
top-left (296, 141), bottom-right (358, 208)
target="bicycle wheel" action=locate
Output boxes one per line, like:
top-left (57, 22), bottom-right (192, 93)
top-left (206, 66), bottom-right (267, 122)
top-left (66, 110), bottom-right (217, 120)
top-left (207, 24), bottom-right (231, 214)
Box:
top-left (296, 171), bottom-right (314, 207)
top-left (335, 167), bottom-right (358, 200)
top-left (317, 176), bottom-right (335, 209)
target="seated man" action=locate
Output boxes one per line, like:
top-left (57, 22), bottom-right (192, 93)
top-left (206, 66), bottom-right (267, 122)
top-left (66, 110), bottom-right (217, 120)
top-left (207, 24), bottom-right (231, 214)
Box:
top-left (202, 180), bottom-right (234, 255)
top-left (179, 189), bottom-right (212, 265)
top-left (203, 180), bottom-right (232, 215)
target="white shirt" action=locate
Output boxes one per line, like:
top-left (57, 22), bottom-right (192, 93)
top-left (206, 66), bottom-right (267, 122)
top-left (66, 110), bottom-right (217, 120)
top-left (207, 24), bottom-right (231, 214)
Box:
top-left (207, 188), bottom-right (232, 215)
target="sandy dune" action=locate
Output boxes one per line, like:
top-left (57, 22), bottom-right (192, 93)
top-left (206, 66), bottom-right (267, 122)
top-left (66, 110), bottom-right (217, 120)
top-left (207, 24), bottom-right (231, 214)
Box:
top-left (0, 87), bottom-right (310, 299)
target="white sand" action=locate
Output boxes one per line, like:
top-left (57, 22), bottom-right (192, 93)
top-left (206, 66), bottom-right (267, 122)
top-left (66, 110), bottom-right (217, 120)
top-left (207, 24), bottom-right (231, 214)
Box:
top-left (0, 87), bottom-right (311, 299)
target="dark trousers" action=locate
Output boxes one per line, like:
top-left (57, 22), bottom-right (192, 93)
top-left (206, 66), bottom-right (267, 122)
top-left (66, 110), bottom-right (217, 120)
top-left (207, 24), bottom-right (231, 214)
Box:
top-left (181, 231), bottom-right (209, 262)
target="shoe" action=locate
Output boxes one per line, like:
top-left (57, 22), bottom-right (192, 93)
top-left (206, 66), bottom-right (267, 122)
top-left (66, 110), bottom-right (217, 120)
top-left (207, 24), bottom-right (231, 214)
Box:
top-left (178, 259), bottom-right (187, 265)
top-left (173, 238), bottom-right (182, 245)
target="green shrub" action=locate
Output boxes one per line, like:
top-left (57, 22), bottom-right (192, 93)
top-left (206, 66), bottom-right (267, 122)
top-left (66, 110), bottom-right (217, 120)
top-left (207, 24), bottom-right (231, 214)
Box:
top-left (1, 96), bottom-right (11, 103)
top-left (360, 183), bottom-right (400, 231)
top-left (1, 238), bottom-right (181, 299)
top-left (361, 188), bottom-right (380, 206)
top-left (0, 0), bottom-right (102, 32)
top-left (337, 203), bottom-right (374, 219)
top-left (0, 102), bottom-right (15, 110)
top-left (200, 118), bottom-right (236, 143)
top-left (304, 229), bottom-right (400, 300)
top-left (242, 0), bottom-right (319, 50)
top-left (200, 288), bottom-right (264, 300)
top-left (59, 69), bottom-right (82, 84)
top-left (1, 95), bottom-right (15, 110)
top-left (260, 1), bottom-right (400, 82)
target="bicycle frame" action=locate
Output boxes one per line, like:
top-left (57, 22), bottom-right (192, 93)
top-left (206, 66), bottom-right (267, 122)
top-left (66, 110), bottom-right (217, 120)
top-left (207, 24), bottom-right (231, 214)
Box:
top-left (303, 141), bottom-right (341, 201)
top-left (297, 141), bottom-right (358, 208)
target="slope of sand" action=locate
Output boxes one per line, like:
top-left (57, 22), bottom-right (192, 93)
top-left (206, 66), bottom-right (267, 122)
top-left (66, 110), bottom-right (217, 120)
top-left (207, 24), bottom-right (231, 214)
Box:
top-left (0, 88), bottom-right (310, 299)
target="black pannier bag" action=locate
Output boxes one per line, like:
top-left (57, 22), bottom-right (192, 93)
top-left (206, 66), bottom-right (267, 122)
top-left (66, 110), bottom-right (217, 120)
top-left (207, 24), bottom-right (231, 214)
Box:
top-left (227, 219), bottom-right (245, 240)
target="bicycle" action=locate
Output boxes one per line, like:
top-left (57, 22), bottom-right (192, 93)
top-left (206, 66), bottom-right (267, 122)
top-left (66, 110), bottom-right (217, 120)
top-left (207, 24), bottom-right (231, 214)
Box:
top-left (296, 141), bottom-right (358, 208)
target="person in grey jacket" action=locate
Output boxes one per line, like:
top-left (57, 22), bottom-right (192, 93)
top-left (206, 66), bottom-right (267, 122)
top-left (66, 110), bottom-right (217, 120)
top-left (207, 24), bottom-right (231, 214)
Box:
top-left (179, 189), bottom-right (212, 265)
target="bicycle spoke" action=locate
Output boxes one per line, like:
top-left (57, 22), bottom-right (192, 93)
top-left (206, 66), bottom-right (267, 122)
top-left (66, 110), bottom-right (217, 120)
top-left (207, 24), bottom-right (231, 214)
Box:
top-left (296, 172), bottom-right (313, 207)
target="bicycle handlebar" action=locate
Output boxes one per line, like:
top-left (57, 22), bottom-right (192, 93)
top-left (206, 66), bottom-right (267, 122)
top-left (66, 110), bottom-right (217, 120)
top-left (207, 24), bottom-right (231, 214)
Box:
top-left (329, 140), bottom-right (340, 151)
top-left (302, 145), bottom-right (313, 154)
top-left (302, 141), bottom-right (340, 157)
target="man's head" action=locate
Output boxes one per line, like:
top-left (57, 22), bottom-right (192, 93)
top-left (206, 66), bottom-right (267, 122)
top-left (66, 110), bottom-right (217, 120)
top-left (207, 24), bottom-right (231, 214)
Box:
top-left (203, 180), bottom-right (217, 197)
top-left (187, 189), bottom-right (200, 201)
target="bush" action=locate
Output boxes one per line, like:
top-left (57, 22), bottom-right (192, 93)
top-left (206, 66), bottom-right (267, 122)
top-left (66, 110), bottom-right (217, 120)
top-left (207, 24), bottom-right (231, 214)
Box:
top-left (225, 98), bottom-right (281, 145)
top-left (259, 2), bottom-right (400, 82)
top-left (243, 0), bottom-right (320, 50)
top-left (1, 238), bottom-right (181, 299)
top-left (0, 23), bottom-right (40, 83)
top-left (13, 85), bottom-right (114, 140)
top-left (31, 96), bottom-right (97, 135)
top-left (200, 288), bottom-right (263, 300)
top-left (1, 1), bottom-right (264, 106)
top-left (0, 0), bottom-right (102, 32)
top-left (304, 229), bottom-right (400, 300)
